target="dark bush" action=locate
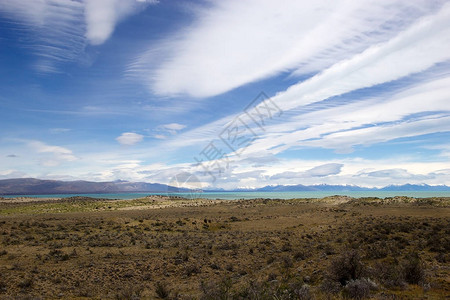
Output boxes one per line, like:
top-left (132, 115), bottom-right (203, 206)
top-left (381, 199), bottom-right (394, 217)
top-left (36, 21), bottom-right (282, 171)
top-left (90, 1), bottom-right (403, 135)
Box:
top-left (17, 278), bottom-right (33, 289)
top-left (321, 278), bottom-right (342, 294)
top-left (373, 258), bottom-right (405, 288)
top-left (155, 281), bottom-right (170, 299)
top-left (184, 263), bottom-right (201, 276)
top-left (328, 250), bottom-right (365, 285)
top-left (0, 280), bottom-right (6, 293)
top-left (402, 253), bottom-right (425, 284)
top-left (115, 284), bottom-right (143, 300)
top-left (294, 250), bottom-right (308, 261)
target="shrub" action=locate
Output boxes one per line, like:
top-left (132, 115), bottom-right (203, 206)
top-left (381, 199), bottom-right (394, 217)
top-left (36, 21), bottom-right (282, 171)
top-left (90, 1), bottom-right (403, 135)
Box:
top-left (373, 259), bottom-right (405, 288)
top-left (17, 277), bottom-right (33, 289)
top-left (293, 284), bottom-right (313, 300)
top-left (184, 263), bottom-right (201, 276)
top-left (155, 281), bottom-right (170, 299)
top-left (115, 284), bottom-right (143, 300)
top-left (343, 278), bottom-right (377, 299)
top-left (236, 280), bottom-right (271, 299)
top-left (294, 250), bottom-right (307, 261)
top-left (402, 253), bottom-right (425, 284)
top-left (328, 250), bottom-right (365, 285)
top-left (282, 255), bottom-right (293, 269)
top-left (321, 278), bottom-right (341, 294)
top-left (0, 280), bottom-right (6, 293)
top-left (365, 242), bottom-right (388, 259)
top-left (200, 277), bottom-right (232, 300)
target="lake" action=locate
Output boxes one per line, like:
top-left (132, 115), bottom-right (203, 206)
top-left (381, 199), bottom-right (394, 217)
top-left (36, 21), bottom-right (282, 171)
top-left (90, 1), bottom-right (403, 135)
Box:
top-left (2, 191), bottom-right (450, 200)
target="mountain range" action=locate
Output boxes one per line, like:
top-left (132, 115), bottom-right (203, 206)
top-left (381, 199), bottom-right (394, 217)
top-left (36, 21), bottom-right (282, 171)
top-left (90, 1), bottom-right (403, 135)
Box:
top-left (0, 178), bottom-right (449, 195)
top-left (0, 178), bottom-right (188, 195)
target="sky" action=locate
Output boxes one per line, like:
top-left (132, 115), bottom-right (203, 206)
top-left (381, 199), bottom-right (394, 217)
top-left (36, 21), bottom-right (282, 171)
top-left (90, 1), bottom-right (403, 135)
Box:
top-left (0, 0), bottom-right (450, 189)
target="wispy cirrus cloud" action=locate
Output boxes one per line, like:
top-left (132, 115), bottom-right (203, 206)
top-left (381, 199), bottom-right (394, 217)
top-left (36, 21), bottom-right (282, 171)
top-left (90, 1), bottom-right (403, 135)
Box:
top-left (0, 0), bottom-right (86, 73)
top-left (123, 1), bottom-right (450, 186)
top-left (244, 74), bottom-right (450, 156)
top-left (153, 123), bottom-right (187, 139)
top-left (128, 0), bottom-right (446, 97)
top-left (0, 0), bottom-right (157, 72)
top-left (49, 128), bottom-right (71, 134)
top-left (84, 0), bottom-right (157, 45)
top-left (152, 1), bottom-right (450, 160)
top-left (27, 140), bottom-right (77, 166)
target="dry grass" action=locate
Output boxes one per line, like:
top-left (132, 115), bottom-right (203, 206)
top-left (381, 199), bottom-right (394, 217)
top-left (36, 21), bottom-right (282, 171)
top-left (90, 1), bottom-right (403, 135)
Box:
top-left (0, 196), bottom-right (448, 299)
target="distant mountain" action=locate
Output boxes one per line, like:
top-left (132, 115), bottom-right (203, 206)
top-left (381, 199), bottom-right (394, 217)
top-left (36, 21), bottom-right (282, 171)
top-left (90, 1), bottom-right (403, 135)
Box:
top-left (379, 184), bottom-right (450, 191)
top-left (207, 183), bottom-right (450, 192)
top-left (0, 178), bottom-right (449, 195)
top-left (254, 184), bottom-right (374, 192)
top-left (0, 178), bottom-right (188, 195)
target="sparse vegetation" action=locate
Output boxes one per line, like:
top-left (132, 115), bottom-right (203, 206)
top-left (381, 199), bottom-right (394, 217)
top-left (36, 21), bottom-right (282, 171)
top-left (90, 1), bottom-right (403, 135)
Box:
top-left (0, 195), bottom-right (448, 298)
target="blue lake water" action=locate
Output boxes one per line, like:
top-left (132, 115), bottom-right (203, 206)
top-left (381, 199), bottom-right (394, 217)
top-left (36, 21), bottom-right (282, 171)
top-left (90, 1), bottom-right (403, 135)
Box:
top-left (2, 191), bottom-right (450, 200)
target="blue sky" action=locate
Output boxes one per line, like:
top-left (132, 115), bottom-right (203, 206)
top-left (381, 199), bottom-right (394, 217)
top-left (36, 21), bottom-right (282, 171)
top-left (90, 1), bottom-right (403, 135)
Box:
top-left (0, 0), bottom-right (449, 189)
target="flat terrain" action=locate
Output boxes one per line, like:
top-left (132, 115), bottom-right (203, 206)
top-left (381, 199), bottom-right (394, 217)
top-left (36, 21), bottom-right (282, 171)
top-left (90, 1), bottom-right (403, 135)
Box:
top-left (0, 196), bottom-right (448, 299)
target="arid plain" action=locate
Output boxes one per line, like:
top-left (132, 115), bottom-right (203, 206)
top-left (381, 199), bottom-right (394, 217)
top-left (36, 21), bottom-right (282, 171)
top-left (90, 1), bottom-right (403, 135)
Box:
top-left (0, 196), bottom-right (448, 299)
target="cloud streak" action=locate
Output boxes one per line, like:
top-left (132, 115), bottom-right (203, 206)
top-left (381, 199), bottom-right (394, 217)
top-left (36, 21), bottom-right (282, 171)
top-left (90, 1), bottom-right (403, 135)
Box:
top-left (153, 2), bottom-right (450, 162)
top-left (0, 0), bottom-right (157, 72)
top-left (0, 0), bottom-right (86, 73)
top-left (129, 0), bottom-right (447, 97)
top-left (27, 140), bottom-right (77, 167)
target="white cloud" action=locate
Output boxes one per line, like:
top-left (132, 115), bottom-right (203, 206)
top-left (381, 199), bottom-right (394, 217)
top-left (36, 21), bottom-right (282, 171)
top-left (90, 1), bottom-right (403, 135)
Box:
top-left (300, 115), bottom-right (450, 152)
top-left (84, 0), bottom-right (157, 45)
top-left (28, 141), bottom-right (76, 159)
top-left (142, 70), bottom-right (450, 187)
top-left (306, 163), bottom-right (344, 177)
top-left (49, 128), bottom-right (71, 134)
top-left (116, 132), bottom-right (144, 145)
top-left (161, 123), bottom-right (186, 131)
top-left (154, 72), bottom-right (450, 162)
top-left (27, 140), bottom-right (77, 166)
top-left (158, 123), bottom-right (186, 134)
top-left (0, 170), bottom-right (27, 179)
top-left (94, 156), bottom-right (450, 188)
top-left (358, 168), bottom-right (434, 180)
top-left (140, 2), bottom-right (450, 160)
top-left (263, 2), bottom-right (450, 115)
top-left (271, 163), bottom-right (343, 179)
top-left (153, 134), bottom-right (167, 140)
top-left (129, 0), bottom-right (446, 97)
top-left (152, 122), bottom-right (186, 139)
